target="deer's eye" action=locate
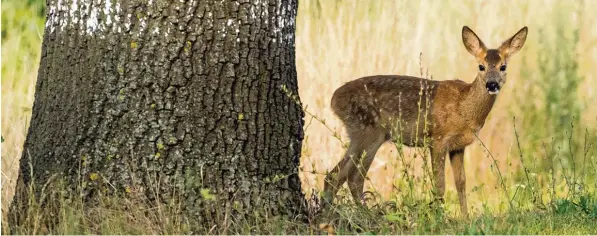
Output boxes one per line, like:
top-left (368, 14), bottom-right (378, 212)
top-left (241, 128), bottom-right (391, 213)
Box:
top-left (500, 65), bottom-right (507, 71)
top-left (478, 65), bottom-right (485, 71)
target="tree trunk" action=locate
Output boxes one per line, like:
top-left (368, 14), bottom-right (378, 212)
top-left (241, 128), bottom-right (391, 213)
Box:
top-left (11, 0), bottom-right (305, 227)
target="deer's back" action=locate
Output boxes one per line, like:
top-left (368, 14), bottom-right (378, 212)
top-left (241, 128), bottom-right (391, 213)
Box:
top-left (331, 75), bottom-right (439, 145)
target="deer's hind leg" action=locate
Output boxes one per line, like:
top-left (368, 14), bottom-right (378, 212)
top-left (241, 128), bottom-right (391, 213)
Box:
top-left (323, 127), bottom-right (387, 204)
top-left (347, 128), bottom-right (387, 204)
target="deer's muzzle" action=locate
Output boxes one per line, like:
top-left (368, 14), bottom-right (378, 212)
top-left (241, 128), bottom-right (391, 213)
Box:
top-left (486, 81), bottom-right (500, 95)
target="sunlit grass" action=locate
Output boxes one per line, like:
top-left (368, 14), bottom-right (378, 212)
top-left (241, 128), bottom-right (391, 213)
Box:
top-left (1, 0), bottom-right (45, 215)
top-left (295, 0), bottom-right (597, 211)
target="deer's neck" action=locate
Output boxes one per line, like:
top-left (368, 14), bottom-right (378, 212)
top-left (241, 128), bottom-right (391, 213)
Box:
top-left (462, 76), bottom-right (497, 126)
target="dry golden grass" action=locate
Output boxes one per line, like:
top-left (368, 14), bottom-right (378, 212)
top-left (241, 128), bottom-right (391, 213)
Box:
top-left (1, 0), bottom-right (44, 214)
top-left (295, 0), bottom-right (597, 213)
top-left (2, 0), bottom-right (597, 217)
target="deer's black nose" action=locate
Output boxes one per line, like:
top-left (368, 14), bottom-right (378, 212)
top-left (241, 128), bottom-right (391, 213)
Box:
top-left (486, 81), bottom-right (500, 92)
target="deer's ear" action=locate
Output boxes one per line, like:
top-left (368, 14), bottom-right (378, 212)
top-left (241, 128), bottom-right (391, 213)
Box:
top-left (499, 26), bottom-right (528, 58)
top-left (462, 26), bottom-right (487, 58)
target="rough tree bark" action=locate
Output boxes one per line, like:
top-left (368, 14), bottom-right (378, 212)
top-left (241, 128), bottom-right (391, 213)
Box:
top-left (11, 0), bottom-right (305, 227)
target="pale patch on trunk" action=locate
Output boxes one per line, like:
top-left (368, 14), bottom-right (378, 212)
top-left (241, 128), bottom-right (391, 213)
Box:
top-left (46, 0), bottom-right (126, 36)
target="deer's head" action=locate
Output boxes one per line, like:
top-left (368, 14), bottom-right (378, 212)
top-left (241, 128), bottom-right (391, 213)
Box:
top-left (462, 26), bottom-right (528, 95)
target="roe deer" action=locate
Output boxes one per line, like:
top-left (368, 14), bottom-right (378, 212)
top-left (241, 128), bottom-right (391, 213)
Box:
top-left (323, 26), bottom-right (528, 217)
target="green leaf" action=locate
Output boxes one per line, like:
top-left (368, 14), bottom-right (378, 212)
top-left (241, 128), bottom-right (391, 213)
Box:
top-left (384, 213), bottom-right (403, 222)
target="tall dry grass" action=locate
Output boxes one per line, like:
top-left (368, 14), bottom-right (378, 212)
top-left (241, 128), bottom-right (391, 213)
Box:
top-left (1, 0), bottom-right (597, 218)
top-left (295, 0), bottom-right (597, 213)
top-left (1, 0), bottom-right (45, 213)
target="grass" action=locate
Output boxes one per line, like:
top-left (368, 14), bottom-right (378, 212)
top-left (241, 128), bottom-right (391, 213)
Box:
top-left (295, 0), bottom-right (597, 213)
top-left (4, 179), bottom-right (597, 234)
top-left (1, 0), bottom-right (45, 215)
top-left (2, 0), bottom-right (597, 234)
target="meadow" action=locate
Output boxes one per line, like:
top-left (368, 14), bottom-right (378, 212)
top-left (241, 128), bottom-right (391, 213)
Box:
top-left (2, 0), bottom-right (597, 234)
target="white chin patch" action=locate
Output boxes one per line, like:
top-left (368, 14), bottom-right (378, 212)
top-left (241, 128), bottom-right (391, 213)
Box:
top-left (488, 90), bottom-right (500, 95)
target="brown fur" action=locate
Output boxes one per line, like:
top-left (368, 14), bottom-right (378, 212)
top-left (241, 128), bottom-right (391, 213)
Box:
top-left (323, 26), bottom-right (528, 218)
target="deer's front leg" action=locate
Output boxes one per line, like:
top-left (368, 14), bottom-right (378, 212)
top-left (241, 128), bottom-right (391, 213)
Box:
top-left (430, 145), bottom-right (447, 203)
top-left (450, 149), bottom-right (468, 218)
